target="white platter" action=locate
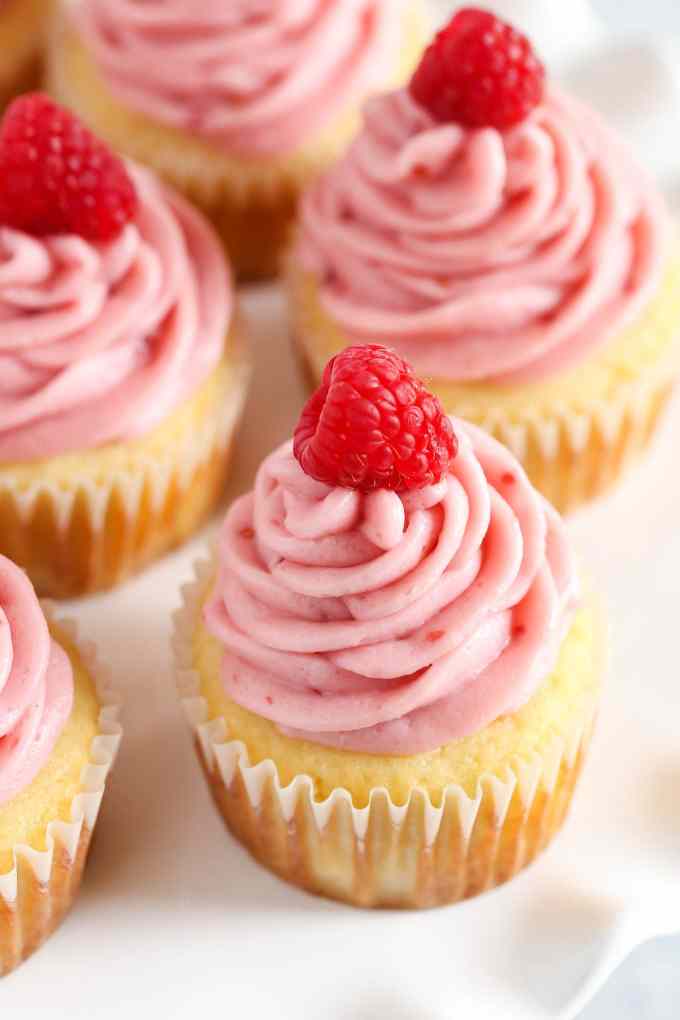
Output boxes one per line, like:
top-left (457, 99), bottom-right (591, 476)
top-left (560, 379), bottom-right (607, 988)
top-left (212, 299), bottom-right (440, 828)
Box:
top-left (4, 281), bottom-right (678, 1020)
top-left (6, 3), bottom-right (680, 1016)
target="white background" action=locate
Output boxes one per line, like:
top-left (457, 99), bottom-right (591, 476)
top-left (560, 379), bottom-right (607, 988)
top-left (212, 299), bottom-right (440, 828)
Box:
top-left (599, 0), bottom-right (680, 32)
top-left (574, 7), bottom-right (679, 1020)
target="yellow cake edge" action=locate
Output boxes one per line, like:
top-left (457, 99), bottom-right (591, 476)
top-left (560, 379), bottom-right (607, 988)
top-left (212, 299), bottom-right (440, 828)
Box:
top-left (47, 3), bottom-right (429, 200)
top-left (287, 254), bottom-right (680, 420)
top-left (175, 560), bottom-right (604, 809)
top-left (0, 611), bottom-right (121, 878)
top-left (0, 316), bottom-right (250, 491)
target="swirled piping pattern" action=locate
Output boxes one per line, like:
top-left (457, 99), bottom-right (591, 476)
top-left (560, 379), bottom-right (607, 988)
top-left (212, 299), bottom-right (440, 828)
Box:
top-left (205, 422), bottom-right (579, 755)
top-left (0, 164), bottom-right (230, 461)
top-left (0, 555), bottom-right (73, 805)
top-left (297, 87), bottom-right (669, 384)
top-left (72, 0), bottom-right (405, 155)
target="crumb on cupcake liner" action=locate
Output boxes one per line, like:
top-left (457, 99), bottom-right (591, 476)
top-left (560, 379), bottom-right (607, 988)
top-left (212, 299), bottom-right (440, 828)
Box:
top-left (173, 560), bottom-right (605, 910)
top-left (0, 606), bottom-right (122, 976)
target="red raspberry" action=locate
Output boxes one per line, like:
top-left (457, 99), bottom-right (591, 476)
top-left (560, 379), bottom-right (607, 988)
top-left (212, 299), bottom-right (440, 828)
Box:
top-left (410, 8), bottom-right (545, 130)
top-left (294, 345), bottom-right (458, 493)
top-left (0, 93), bottom-right (137, 241)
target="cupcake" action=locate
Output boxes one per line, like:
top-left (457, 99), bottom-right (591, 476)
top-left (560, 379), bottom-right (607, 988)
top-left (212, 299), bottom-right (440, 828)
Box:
top-left (47, 0), bottom-right (428, 281)
top-left (175, 344), bottom-right (603, 910)
top-left (0, 94), bottom-right (249, 598)
top-left (0, 554), bottom-right (121, 975)
top-left (0, 0), bottom-right (48, 110)
top-left (288, 8), bottom-right (680, 512)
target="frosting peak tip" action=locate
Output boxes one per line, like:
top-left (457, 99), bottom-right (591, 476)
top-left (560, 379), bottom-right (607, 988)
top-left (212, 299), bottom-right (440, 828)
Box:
top-left (293, 344), bottom-right (458, 494)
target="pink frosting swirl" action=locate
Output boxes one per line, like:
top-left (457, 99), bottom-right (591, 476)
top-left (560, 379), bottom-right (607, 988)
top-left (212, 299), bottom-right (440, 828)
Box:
top-left (297, 87), bottom-right (669, 384)
top-left (0, 556), bottom-right (73, 805)
top-left (72, 0), bottom-right (406, 156)
top-left (0, 164), bottom-right (230, 462)
top-left (204, 421), bottom-right (578, 755)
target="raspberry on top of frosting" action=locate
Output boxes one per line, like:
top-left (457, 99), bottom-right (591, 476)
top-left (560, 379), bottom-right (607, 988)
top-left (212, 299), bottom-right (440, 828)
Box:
top-left (205, 346), bottom-right (578, 756)
top-left (0, 93), bottom-right (137, 242)
top-left (0, 101), bottom-right (230, 463)
top-left (410, 8), bottom-right (545, 130)
top-left (72, 0), bottom-right (406, 156)
top-left (296, 16), bottom-right (669, 385)
top-left (0, 555), bottom-right (73, 805)
top-left (294, 344), bottom-right (457, 492)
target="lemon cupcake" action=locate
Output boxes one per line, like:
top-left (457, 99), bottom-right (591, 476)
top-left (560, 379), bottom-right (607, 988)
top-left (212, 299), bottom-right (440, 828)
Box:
top-left (46, 0), bottom-right (428, 281)
top-left (0, 553), bottom-right (121, 975)
top-left (0, 94), bottom-right (249, 598)
top-left (0, 0), bottom-right (49, 110)
top-left (175, 344), bottom-right (603, 909)
top-left (288, 8), bottom-right (680, 513)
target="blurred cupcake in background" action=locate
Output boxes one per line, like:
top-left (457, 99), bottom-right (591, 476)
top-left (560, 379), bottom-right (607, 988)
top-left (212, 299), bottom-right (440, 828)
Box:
top-left (47, 0), bottom-right (428, 280)
top-left (175, 344), bottom-right (604, 909)
top-left (0, 0), bottom-right (49, 110)
top-left (288, 8), bottom-right (680, 512)
top-left (0, 94), bottom-right (249, 597)
top-left (0, 553), bottom-right (121, 976)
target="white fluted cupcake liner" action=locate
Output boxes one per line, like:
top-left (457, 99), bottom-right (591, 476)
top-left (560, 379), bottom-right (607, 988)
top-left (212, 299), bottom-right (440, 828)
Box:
top-left (173, 560), bottom-right (602, 909)
top-left (0, 345), bottom-right (251, 597)
top-left (0, 607), bottom-right (122, 975)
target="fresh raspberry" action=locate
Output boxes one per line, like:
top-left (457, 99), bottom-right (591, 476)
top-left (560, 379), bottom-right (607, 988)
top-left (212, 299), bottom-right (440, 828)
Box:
top-left (410, 8), bottom-right (545, 130)
top-left (294, 345), bottom-right (458, 493)
top-left (0, 93), bottom-right (137, 241)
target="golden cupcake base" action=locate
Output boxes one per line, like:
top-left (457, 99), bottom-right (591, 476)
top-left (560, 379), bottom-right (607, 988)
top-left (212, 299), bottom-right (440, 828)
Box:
top-left (0, 54), bottom-right (42, 113)
top-left (46, 4), bottom-right (428, 281)
top-left (0, 0), bottom-right (47, 112)
top-left (0, 332), bottom-right (250, 598)
top-left (0, 616), bottom-right (121, 976)
top-left (175, 563), bottom-right (603, 910)
top-left (194, 719), bottom-right (594, 910)
top-left (494, 379), bottom-right (676, 512)
top-left (0, 826), bottom-right (91, 976)
top-left (177, 176), bottom-right (302, 283)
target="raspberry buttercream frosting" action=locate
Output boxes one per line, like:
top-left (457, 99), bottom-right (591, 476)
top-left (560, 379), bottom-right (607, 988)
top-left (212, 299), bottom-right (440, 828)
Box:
top-left (71, 0), bottom-right (407, 156)
top-left (0, 164), bottom-right (230, 462)
top-left (204, 421), bottom-right (579, 756)
top-left (297, 86), bottom-right (670, 383)
top-left (0, 556), bottom-right (73, 804)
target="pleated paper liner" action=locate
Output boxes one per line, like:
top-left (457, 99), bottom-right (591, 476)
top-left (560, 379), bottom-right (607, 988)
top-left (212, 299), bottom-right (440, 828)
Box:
top-left (46, 2), bottom-right (429, 281)
top-left (0, 336), bottom-right (251, 598)
top-left (458, 375), bottom-right (678, 514)
top-left (0, 608), bottom-right (122, 977)
top-left (174, 561), bottom-right (603, 910)
top-left (290, 287), bottom-right (680, 515)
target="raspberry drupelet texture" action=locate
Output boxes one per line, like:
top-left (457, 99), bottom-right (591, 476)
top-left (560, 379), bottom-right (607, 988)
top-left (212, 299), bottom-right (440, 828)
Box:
top-left (294, 344), bottom-right (458, 492)
top-left (410, 7), bottom-right (545, 130)
top-left (0, 93), bottom-right (137, 241)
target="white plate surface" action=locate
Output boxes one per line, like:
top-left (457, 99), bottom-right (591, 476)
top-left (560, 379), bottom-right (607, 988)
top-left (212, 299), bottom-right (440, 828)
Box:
top-left (5, 4), bottom-right (680, 1016)
top-left (5, 282), bottom-right (678, 1020)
